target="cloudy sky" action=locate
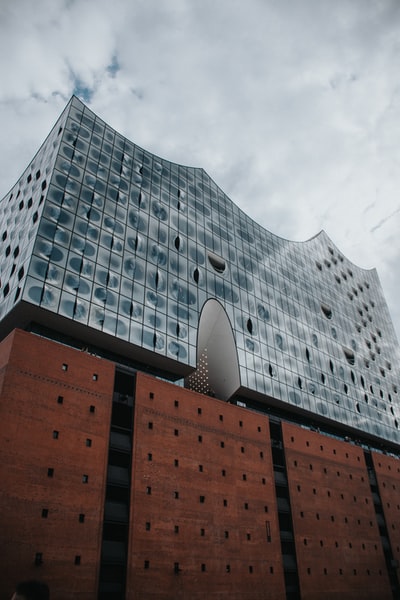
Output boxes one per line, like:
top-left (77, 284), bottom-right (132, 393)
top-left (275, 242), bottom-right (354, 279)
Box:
top-left (1, 0), bottom-right (400, 339)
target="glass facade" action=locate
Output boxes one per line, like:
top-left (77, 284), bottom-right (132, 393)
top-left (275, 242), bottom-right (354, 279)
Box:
top-left (0, 96), bottom-right (399, 445)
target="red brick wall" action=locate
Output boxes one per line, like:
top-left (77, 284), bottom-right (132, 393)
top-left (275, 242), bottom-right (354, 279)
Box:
top-left (0, 329), bottom-right (114, 600)
top-left (282, 422), bottom-right (392, 600)
top-left (372, 452), bottom-right (400, 566)
top-left (127, 372), bottom-right (285, 599)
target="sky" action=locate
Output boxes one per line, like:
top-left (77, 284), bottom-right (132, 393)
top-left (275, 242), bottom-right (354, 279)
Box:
top-left (0, 0), bottom-right (400, 340)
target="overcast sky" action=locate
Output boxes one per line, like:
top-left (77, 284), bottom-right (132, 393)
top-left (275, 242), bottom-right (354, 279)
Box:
top-left (1, 0), bottom-right (400, 340)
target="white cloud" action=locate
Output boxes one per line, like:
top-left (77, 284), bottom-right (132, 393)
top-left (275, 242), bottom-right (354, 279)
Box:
top-left (0, 0), bottom-right (400, 341)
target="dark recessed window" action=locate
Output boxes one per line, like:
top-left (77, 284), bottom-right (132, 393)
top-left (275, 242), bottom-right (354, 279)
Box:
top-left (92, 373), bottom-right (98, 381)
top-left (47, 468), bottom-right (54, 478)
top-left (144, 560), bottom-right (150, 569)
top-left (41, 508), bottom-right (48, 518)
top-left (52, 430), bottom-right (59, 439)
top-left (89, 405), bottom-right (95, 413)
top-left (148, 422), bottom-right (153, 430)
top-left (198, 407), bottom-right (202, 415)
top-left (62, 363), bottom-right (68, 371)
top-left (57, 395), bottom-right (64, 404)
top-left (149, 392), bottom-right (154, 399)
top-left (146, 522), bottom-right (151, 531)
top-left (146, 487), bottom-right (152, 495)
top-left (79, 514), bottom-right (85, 523)
top-left (174, 400), bottom-right (179, 407)
top-left (199, 495), bottom-right (205, 503)
top-left (86, 438), bottom-right (92, 447)
top-left (174, 429), bottom-right (179, 436)
top-left (82, 474), bottom-right (89, 483)
top-left (35, 552), bottom-right (43, 566)
top-left (74, 555), bottom-right (81, 565)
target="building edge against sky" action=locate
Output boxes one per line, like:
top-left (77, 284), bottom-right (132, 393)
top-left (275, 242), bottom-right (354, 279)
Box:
top-left (0, 95), bottom-right (399, 448)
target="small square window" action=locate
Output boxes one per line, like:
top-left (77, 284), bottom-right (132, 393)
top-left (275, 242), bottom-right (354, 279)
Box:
top-left (199, 495), bottom-right (205, 503)
top-left (148, 422), bottom-right (153, 430)
top-left (89, 405), bottom-right (95, 413)
top-left (52, 430), bottom-right (59, 439)
top-left (146, 486), bottom-right (152, 495)
top-left (57, 396), bottom-right (64, 404)
top-left (242, 474), bottom-right (247, 481)
top-left (82, 474), bottom-right (89, 483)
top-left (47, 468), bottom-right (54, 478)
top-left (92, 374), bottom-right (98, 381)
top-left (144, 560), bottom-right (150, 569)
top-left (35, 552), bottom-right (43, 566)
top-left (174, 400), bottom-right (179, 407)
top-left (149, 392), bottom-right (154, 399)
top-left (79, 514), bottom-right (85, 523)
top-left (74, 555), bottom-right (81, 565)
top-left (62, 363), bottom-right (68, 371)
top-left (86, 438), bottom-right (92, 447)
top-left (41, 508), bottom-right (48, 518)
top-left (174, 429), bottom-right (179, 436)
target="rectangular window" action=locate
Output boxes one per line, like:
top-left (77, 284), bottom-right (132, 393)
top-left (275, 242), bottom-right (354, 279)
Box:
top-left (92, 374), bottom-right (98, 381)
top-left (220, 441), bottom-right (225, 448)
top-left (52, 430), bottom-right (59, 439)
top-left (86, 438), bottom-right (92, 447)
top-left (199, 495), bottom-right (205, 503)
top-left (47, 468), bottom-right (54, 478)
top-left (174, 525), bottom-right (179, 534)
top-left (148, 422), bottom-right (153, 430)
top-left (201, 563), bottom-right (206, 572)
top-left (222, 469), bottom-right (226, 476)
top-left (241, 446), bottom-right (245, 453)
top-left (244, 502), bottom-right (249, 510)
top-left (89, 405), bottom-right (95, 413)
top-left (35, 553), bottom-right (43, 566)
top-left (146, 522), bottom-right (151, 531)
top-left (82, 474), bottom-right (89, 483)
top-left (219, 414), bottom-right (223, 421)
top-left (148, 453), bottom-right (152, 461)
top-left (239, 420), bottom-right (243, 427)
top-left (57, 395), bottom-right (64, 404)
top-left (149, 393), bottom-right (154, 399)
top-left (144, 560), bottom-right (150, 569)
top-left (41, 508), bottom-right (48, 518)
top-left (199, 464), bottom-right (203, 472)
top-left (198, 435), bottom-right (202, 443)
top-left (174, 491), bottom-right (179, 499)
top-left (74, 555), bottom-right (81, 565)
top-left (223, 499), bottom-right (228, 507)
top-left (146, 486), bottom-right (152, 495)
top-left (79, 514), bottom-right (85, 523)
top-left (174, 459), bottom-right (179, 467)
top-left (200, 528), bottom-right (205, 536)
top-left (174, 429), bottom-right (179, 436)
top-left (266, 521), bottom-right (271, 542)
top-left (198, 407), bottom-right (202, 415)
top-left (174, 400), bottom-right (179, 407)
top-left (62, 363), bottom-right (68, 371)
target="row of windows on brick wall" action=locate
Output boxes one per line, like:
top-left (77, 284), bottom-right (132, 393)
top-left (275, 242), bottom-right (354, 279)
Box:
top-left (147, 422), bottom-right (264, 457)
top-left (150, 393), bottom-right (265, 434)
top-left (296, 485), bottom-right (370, 504)
top-left (143, 560), bottom-right (275, 574)
top-left (299, 511), bottom-right (376, 527)
top-left (145, 486), bottom-right (268, 511)
top-left (41, 509), bottom-right (86, 522)
top-left (303, 538), bottom-right (379, 551)
top-left (144, 521), bottom-right (272, 541)
top-left (57, 395), bottom-right (96, 413)
top-left (61, 363), bottom-right (98, 381)
top-left (52, 430), bottom-right (92, 445)
top-left (290, 436), bottom-right (363, 461)
top-left (35, 552), bottom-right (81, 566)
top-left (293, 460), bottom-right (365, 481)
top-left (306, 566), bottom-right (384, 576)
top-left (47, 468), bottom-right (89, 483)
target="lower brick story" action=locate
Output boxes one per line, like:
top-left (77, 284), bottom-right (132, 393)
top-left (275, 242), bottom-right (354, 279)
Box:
top-left (0, 329), bottom-right (399, 599)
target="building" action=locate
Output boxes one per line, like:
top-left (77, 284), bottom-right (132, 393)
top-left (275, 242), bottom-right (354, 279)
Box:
top-left (0, 95), bottom-right (399, 599)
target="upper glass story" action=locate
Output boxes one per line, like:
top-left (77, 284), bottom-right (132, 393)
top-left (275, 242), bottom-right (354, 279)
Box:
top-left (0, 96), bottom-right (399, 445)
